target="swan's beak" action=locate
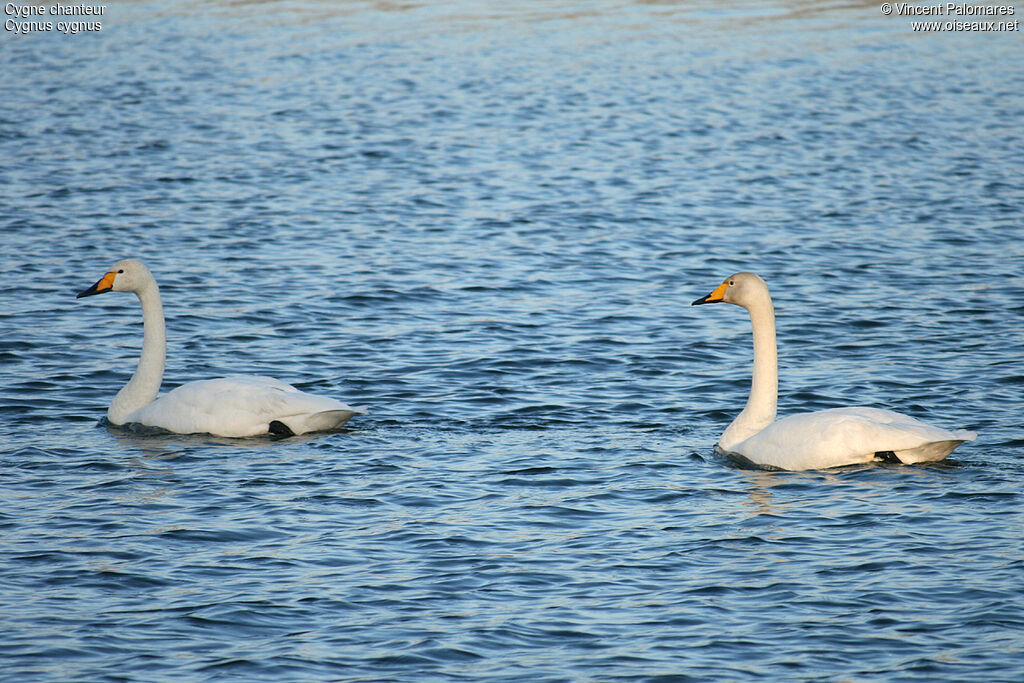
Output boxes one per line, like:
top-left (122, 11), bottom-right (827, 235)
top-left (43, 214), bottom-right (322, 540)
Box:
top-left (77, 271), bottom-right (117, 298)
top-left (692, 281), bottom-right (728, 306)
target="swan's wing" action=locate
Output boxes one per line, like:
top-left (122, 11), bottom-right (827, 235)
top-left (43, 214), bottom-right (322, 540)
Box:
top-left (127, 376), bottom-right (365, 437)
top-left (734, 407), bottom-right (975, 470)
top-left (813, 407), bottom-right (977, 453)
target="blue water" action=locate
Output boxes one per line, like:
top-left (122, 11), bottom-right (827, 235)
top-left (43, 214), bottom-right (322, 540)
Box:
top-left (2, 1), bottom-right (1023, 680)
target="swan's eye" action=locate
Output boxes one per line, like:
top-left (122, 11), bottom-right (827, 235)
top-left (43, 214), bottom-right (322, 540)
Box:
top-left (728, 280), bottom-right (734, 286)
top-left (118, 269), bottom-right (124, 274)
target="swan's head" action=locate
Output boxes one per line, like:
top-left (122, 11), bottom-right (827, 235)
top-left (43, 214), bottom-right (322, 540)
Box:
top-left (692, 272), bottom-right (769, 308)
top-left (77, 259), bottom-right (153, 298)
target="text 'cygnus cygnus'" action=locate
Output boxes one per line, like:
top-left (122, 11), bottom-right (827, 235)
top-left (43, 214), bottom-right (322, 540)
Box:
top-left (77, 259), bottom-right (365, 437)
top-left (692, 272), bottom-right (975, 470)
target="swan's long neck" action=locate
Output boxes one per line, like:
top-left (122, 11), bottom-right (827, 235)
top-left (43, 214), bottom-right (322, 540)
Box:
top-left (108, 279), bottom-right (166, 424)
top-left (719, 291), bottom-right (778, 451)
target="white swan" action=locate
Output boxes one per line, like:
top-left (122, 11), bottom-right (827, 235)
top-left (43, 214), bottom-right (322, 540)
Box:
top-left (692, 272), bottom-right (975, 470)
top-left (77, 259), bottom-right (365, 437)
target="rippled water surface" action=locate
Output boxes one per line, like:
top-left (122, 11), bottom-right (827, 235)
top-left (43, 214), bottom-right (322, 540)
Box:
top-left (2, 1), bottom-right (1023, 680)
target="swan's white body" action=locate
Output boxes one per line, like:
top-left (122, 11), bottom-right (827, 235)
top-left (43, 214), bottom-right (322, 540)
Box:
top-left (693, 272), bottom-right (975, 471)
top-left (78, 259), bottom-right (365, 437)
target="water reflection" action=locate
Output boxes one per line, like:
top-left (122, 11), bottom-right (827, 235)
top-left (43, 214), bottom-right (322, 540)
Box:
top-left (139, 0), bottom-right (885, 39)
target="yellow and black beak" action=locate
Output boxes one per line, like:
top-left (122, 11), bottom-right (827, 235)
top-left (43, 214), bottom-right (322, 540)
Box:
top-left (692, 280), bottom-right (729, 306)
top-left (77, 271), bottom-right (117, 299)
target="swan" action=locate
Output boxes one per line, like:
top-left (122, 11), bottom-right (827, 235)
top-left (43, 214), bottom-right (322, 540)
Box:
top-left (692, 272), bottom-right (975, 470)
top-left (77, 259), bottom-right (365, 437)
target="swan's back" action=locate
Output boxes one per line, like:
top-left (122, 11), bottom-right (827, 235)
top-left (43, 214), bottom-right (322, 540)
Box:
top-left (731, 407), bottom-right (976, 471)
top-left (127, 376), bottom-right (365, 437)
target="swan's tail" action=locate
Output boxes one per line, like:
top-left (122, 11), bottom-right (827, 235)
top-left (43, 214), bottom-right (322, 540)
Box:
top-left (894, 432), bottom-right (976, 464)
top-left (275, 407), bottom-right (367, 436)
